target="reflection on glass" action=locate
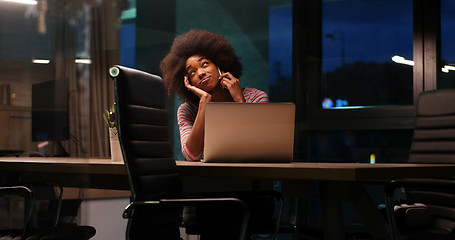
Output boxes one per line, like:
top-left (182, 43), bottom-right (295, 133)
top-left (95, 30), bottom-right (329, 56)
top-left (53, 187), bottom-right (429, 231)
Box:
top-left (0, 0), bottom-right (120, 157)
top-left (321, 0), bottom-right (413, 108)
top-left (439, 0), bottom-right (455, 89)
top-left (269, 4), bottom-right (293, 102)
top-left (0, 1), bottom-right (54, 154)
top-left (0, 0), bottom-right (293, 158)
top-left (308, 130), bottom-right (413, 163)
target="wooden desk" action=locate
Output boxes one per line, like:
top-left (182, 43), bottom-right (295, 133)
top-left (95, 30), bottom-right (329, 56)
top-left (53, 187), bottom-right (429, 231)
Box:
top-left (1, 157), bottom-right (452, 181)
top-left (0, 157), bottom-right (128, 190)
top-left (178, 161), bottom-right (455, 240)
top-left (1, 157), bottom-right (454, 240)
top-left (176, 161), bottom-right (454, 181)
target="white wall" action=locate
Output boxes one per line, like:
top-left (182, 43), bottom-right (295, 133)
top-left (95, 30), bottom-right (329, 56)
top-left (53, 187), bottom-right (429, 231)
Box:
top-left (80, 198), bottom-right (129, 240)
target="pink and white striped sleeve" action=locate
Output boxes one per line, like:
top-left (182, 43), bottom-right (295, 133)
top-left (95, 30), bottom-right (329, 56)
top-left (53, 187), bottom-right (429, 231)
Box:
top-left (243, 87), bottom-right (269, 103)
top-left (177, 103), bottom-right (203, 161)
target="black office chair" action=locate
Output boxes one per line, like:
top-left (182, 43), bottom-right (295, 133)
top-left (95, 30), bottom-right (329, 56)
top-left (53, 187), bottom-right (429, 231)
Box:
top-left (110, 65), bottom-right (252, 240)
top-left (0, 186), bottom-right (34, 240)
top-left (0, 183), bottom-right (96, 240)
top-left (384, 89), bottom-right (455, 240)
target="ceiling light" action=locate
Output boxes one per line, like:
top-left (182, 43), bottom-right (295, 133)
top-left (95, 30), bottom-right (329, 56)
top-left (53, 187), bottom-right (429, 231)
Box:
top-left (33, 59), bottom-right (50, 64)
top-left (442, 65), bottom-right (455, 73)
top-left (75, 59), bottom-right (91, 64)
top-left (1, 0), bottom-right (38, 5)
top-left (391, 55), bottom-right (414, 66)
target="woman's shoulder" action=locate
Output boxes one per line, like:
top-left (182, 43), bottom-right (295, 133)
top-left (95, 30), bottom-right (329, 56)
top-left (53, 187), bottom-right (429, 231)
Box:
top-left (178, 101), bottom-right (198, 113)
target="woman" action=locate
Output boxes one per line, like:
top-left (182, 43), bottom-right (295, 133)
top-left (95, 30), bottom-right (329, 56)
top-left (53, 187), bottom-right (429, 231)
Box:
top-left (160, 30), bottom-right (274, 240)
top-left (160, 29), bottom-right (269, 161)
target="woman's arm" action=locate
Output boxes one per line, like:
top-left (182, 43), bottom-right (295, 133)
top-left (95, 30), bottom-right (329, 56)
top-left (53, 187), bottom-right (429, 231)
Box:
top-left (177, 104), bottom-right (202, 161)
top-left (178, 77), bottom-right (212, 161)
top-left (184, 96), bottom-right (210, 160)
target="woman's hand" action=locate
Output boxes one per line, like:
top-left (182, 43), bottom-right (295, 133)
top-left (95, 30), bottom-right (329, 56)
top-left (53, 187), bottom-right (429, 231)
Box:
top-left (184, 76), bottom-right (211, 103)
top-left (219, 72), bottom-right (245, 102)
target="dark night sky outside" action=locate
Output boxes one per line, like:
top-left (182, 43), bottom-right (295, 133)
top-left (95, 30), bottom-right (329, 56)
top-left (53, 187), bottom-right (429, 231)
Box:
top-left (264, 0), bottom-right (454, 86)
top-left (322, 0), bottom-right (414, 72)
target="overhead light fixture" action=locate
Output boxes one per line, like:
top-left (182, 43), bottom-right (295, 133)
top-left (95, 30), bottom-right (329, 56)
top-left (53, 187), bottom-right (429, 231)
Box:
top-left (75, 59), bottom-right (91, 64)
top-left (1, 0), bottom-right (37, 5)
top-left (391, 55), bottom-right (414, 66)
top-left (442, 65), bottom-right (455, 73)
top-left (33, 59), bottom-right (50, 64)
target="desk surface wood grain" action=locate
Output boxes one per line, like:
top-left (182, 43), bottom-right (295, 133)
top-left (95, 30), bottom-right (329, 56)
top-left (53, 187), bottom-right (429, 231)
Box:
top-left (0, 157), bottom-right (453, 181)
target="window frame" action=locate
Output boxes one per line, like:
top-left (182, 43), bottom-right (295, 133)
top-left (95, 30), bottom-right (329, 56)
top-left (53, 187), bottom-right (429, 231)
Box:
top-left (293, 0), bottom-right (440, 131)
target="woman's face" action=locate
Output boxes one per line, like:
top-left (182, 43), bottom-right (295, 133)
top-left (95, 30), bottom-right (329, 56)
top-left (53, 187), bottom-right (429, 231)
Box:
top-left (185, 55), bottom-right (221, 92)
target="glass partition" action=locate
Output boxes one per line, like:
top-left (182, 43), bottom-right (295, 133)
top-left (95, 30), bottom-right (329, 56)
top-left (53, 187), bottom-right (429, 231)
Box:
top-left (0, 0), bottom-right (449, 160)
top-left (0, 0), bottom-right (292, 158)
top-left (171, 0), bottom-right (293, 160)
top-left (0, 0), bottom-right (121, 157)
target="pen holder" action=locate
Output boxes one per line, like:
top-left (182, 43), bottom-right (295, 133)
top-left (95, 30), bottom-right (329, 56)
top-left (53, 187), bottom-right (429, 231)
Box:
top-left (109, 127), bottom-right (123, 163)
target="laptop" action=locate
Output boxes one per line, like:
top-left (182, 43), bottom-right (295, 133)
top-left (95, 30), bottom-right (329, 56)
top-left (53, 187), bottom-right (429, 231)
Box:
top-left (202, 102), bottom-right (295, 163)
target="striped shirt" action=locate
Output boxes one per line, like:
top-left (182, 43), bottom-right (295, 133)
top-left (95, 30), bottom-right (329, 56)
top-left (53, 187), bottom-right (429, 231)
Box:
top-left (177, 87), bottom-right (269, 161)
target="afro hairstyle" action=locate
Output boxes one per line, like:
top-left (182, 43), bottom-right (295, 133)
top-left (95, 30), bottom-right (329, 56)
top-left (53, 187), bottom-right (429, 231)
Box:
top-left (160, 29), bottom-right (243, 105)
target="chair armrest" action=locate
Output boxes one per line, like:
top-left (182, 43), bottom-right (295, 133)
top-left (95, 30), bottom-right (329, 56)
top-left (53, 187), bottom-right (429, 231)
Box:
top-left (384, 178), bottom-right (455, 240)
top-left (186, 189), bottom-right (285, 238)
top-left (18, 181), bottom-right (64, 228)
top-left (123, 197), bottom-right (249, 219)
top-left (123, 197), bottom-right (250, 240)
top-left (0, 185), bottom-right (33, 195)
top-left (194, 189), bottom-right (286, 238)
top-left (384, 178), bottom-right (455, 197)
top-left (0, 186), bottom-right (35, 238)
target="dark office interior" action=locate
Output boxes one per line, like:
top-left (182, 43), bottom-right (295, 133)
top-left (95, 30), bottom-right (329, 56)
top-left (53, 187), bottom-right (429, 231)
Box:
top-left (0, 0), bottom-right (454, 239)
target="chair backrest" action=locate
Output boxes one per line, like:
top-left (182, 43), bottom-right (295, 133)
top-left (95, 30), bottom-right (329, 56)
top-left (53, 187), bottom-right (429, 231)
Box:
top-left (384, 90), bottom-right (455, 240)
top-left (409, 88), bottom-right (455, 164)
top-left (0, 184), bottom-right (63, 239)
top-left (110, 65), bottom-right (182, 239)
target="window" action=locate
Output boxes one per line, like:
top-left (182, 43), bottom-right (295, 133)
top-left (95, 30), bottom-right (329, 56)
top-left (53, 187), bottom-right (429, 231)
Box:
top-left (299, 0), bottom-right (417, 131)
top-left (296, 0), bottom-right (417, 162)
top-left (439, 0), bottom-right (455, 89)
top-left (269, 4), bottom-right (293, 102)
top-left (321, 0), bottom-right (414, 109)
